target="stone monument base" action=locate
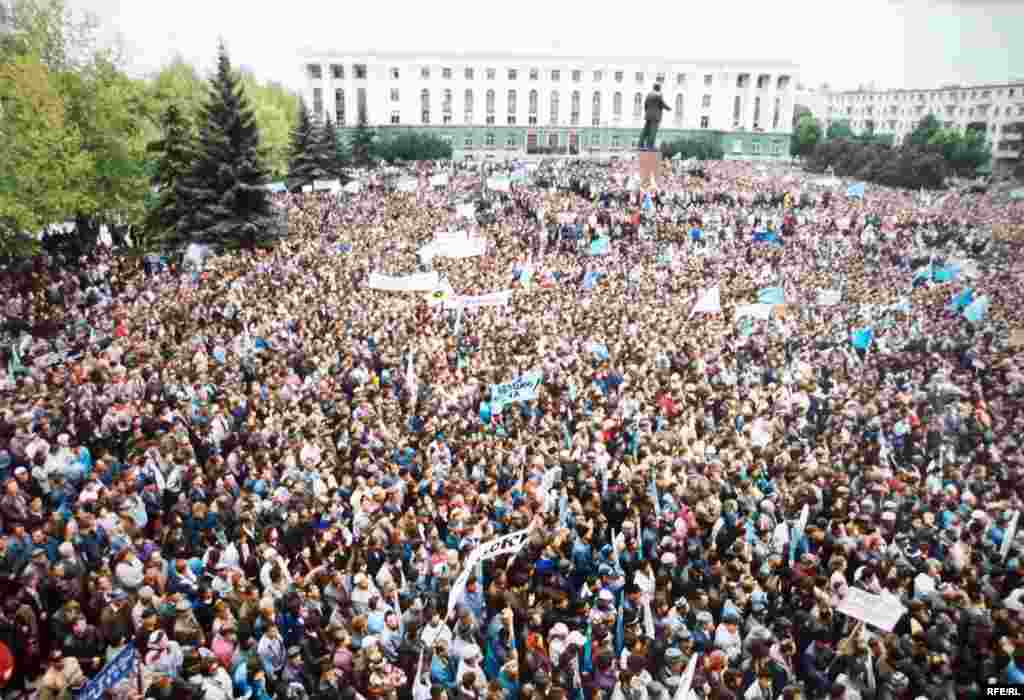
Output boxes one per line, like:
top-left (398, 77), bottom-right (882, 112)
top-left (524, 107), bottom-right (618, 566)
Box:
top-left (639, 150), bottom-right (659, 188)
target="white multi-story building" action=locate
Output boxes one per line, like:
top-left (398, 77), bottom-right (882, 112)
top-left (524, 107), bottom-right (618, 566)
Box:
top-left (298, 51), bottom-right (800, 159)
top-left (811, 81), bottom-right (1024, 173)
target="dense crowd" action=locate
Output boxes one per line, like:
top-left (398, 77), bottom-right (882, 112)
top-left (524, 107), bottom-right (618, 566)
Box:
top-left (2, 157), bottom-right (1024, 700)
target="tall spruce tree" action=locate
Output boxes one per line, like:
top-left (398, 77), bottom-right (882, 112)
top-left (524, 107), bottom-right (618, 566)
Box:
top-left (314, 114), bottom-right (347, 180)
top-left (144, 103), bottom-right (195, 249)
top-left (174, 42), bottom-right (275, 249)
top-left (350, 105), bottom-right (375, 167)
top-left (286, 100), bottom-right (323, 191)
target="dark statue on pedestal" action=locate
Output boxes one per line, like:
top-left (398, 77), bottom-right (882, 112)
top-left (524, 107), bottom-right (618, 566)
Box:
top-left (638, 83), bottom-right (671, 151)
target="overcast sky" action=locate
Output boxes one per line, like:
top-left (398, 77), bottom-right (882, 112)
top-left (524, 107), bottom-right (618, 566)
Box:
top-left (74, 0), bottom-right (1022, 92)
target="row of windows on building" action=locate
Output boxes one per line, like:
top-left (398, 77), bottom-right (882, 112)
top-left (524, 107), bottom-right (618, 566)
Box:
top-left (308, 63), bottom-right (791, 91)
top-left (312, 88), bottom-right (784, 130)
top-left (831, 86), bottom-right (1021, 105)
top-left (835, 103), bottom-right (1024, 120)
top-left (406, 131), bottom-right (784, 154)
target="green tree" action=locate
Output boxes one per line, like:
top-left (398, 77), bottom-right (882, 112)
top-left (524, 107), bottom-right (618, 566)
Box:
top-left (374, 131), bottom-right (452, 162)
top-left (59, 52), bottom-right (152, 231)
top-left (239, 70), bottom-right (300, 179)
top-left (791, 104), bottom-right (812, 129)
top-left (314, 114), bottom-right (348, 179)
top-left (826, 120), bottom-right (855, 141)
top-left (144, 55), bottom-right (206, 137)
top-left (3, 0), bottom-right (150, 237)
top-left (791, 113), bottom-right (822, 157)
top-left (175, 43), bottom-right (275, 250)
top-left (143, 103), bottom-right (195, 249)
top-left (906, 114), bottom-right (941, 148)
top-left (350, 105), bottom-right (376, 166)
top-left (927, 126), bottom-right (990, 177)
top-left (0, 54), bottom-right (92, 255)
top-left (286, 100), bottom-right (325, 191)
top-left (659, 137), bottom-right (724, 160)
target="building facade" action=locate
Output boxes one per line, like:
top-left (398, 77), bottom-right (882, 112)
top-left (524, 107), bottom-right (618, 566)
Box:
top-left (299, 51), bottom-right (799, 160)
top-left (816, 82), bottom-right (1024, 173)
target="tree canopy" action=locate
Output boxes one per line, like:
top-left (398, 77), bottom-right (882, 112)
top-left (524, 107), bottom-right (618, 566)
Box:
top-left (173, 43), bottom-right (276, 250)
top-left (373, 131), bottom-right (453, 162)
top-left (791, 113), bottom-right (822, 158)
top-left (659, 137), bottom-right (725, 161)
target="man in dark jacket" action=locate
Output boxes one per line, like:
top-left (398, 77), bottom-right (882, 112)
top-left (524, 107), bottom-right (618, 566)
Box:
top-left (639, 84), bottom-right (671, 150)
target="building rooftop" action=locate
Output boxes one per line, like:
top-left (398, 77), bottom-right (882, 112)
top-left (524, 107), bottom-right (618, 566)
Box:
top-left (299, 49), bottom-right (799, 70)
top-left (830, 80), bottom-right (1024, 95)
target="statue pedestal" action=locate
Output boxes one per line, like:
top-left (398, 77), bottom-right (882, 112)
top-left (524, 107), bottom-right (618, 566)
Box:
top-left (638, 150), bottom-right (659, 188)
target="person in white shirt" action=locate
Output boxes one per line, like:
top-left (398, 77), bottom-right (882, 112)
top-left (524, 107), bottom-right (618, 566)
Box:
top-left (714, 612), bottom-right (744, 663)
top-left (257, 625), bottom-right (286, 680)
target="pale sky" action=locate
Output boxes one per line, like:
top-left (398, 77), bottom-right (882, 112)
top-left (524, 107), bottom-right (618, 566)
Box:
top-left (73, 0), bottom-right (1022, 92)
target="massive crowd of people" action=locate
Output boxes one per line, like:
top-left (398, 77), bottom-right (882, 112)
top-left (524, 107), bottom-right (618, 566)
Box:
top-left (2, 156), bottom-right (1024, 700)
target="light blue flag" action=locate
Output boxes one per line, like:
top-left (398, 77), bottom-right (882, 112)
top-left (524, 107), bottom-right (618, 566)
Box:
top-left (963, 295), bottom-right (990, 323)
top-left (758, 287), bottom-right (786, 305)
top-left (589, 238), bottom-right (610, 256)
top-left (852, 327), bottom-right (874, 350)
top-left (590, 343), bottom-right (610, 361)
top-left (846, 182), bottom-right (866, 198)
top-left (949, 287), bottom-right (974, 312)
top-left (642, 193), bottom-right (654, 210)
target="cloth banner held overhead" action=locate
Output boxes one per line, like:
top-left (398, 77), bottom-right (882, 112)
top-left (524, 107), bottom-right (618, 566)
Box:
top-left (817, 289), bottom-right (842, 306)
top-left (445, 290), bottom-right (512, 310)
top-left (397, 178), bottom-right (418, 193)
top-left (690, 286), bottom-right (721, 316)
top-left (74, 644), bottom-right (138, 700)
top-left (435, 238), bottom-right (487, 259)
top-left (456, 203), bottom-right (476, 218)
top-left (430, 173), bottom-right (449, 186)
top-left (734, 304), bottom-right (774, 321)
top-left (589, 238), bottom-right (611, 256)
top-left (487, 176), bottom-right (511, 192)
top-left (846, 182), bottom-right (866, 198)
top-left (446, 528), bottom-right (533, 618)
top-left (672, 653), bottom-right (699, 700)
top-left (491, 370), bottom-right (543, 409)
top-left (836, 587), bottom-right (907, 632)
top-left (369, 271), bottom-right (440, 292)
top-left (757, 287), bottom-right (786, 305)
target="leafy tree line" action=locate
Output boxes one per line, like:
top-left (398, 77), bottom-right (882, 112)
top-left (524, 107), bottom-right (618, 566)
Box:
top-left (794, 113), bottom-right (993, 189)
top-left (0, 0), bottom-right (299, 256)
top-left (659, 138), bottom-right (725, 161)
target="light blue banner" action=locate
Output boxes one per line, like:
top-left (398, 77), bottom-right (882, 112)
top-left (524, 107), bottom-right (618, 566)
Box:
top-left (589, 238), bottom-right (611, 256)
top-left (757, 287), bottom-right (786, 305)
top-left (846, 182), bottom-right (866, 198)
top-left (491, 370), bottom-right (543, 409)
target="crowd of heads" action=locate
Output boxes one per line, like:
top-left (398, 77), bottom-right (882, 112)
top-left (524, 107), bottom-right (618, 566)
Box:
top-left (2, 156), bottom-right (1024, 700)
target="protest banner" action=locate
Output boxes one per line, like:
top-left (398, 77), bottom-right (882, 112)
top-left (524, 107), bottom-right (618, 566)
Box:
top-left (430, 173), bottom-right (449, 187)
top-left (74, 644), bottom-right (138, 700)
top-left (817, 289), bottom-right (842, 306)
top-left (456, 203), bottom-right (476, 218)
top-left (836, 587), bottom-right (907, 632)
top-left (487, 176), bottom-right (511, 192)
top-left (446, 528), bottom-right (533, 618)
top-left (434, 238), bottom-right (486, 259)
top-left (1002, 510), bottom-right (1020, 561)
top-left (672, 653), bottom-right (698, 700)
top-left (734, 304), bottom-right (774, 321)
top-left (491, 370), bottom-right (543, 409)
top-left (369, 272), bottom-right (440, 292)
top-left (397, 179), bottom-right (418, 193)
top-left (445, 290), bottom-right (512, 310)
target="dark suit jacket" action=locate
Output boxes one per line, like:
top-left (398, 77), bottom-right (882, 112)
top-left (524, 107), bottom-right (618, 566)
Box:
top-left (644, 92), bottom-right (671, 122)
